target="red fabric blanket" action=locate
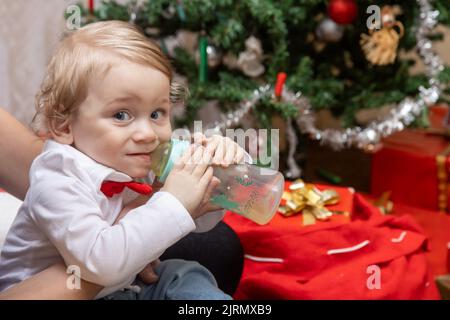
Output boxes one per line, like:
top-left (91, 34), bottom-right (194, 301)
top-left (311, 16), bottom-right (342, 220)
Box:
top-left (224, 192), bottom-right (440, 299)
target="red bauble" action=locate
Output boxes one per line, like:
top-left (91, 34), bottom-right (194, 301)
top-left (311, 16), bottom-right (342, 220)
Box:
top-left (328, 0), bottom-right (358, 25)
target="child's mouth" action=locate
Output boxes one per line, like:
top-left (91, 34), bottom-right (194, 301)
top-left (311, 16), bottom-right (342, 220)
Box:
top-left (127, 153), bottom-right (151, 162)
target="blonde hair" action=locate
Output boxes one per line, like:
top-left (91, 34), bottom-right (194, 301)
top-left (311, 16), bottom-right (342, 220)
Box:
top-left (33, 20), bottom-right (185, 136)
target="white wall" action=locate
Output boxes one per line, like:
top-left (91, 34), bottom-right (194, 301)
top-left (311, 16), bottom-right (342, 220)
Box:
top-left (0, 0), bottom-right (77, 125)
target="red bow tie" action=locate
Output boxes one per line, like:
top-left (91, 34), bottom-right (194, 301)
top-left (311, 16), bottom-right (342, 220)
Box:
top-left (100, 180), bottom-right (153, 198)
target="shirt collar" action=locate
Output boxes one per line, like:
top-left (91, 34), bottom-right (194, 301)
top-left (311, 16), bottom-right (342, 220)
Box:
top-left (44, 140), bottom-right (136, 187)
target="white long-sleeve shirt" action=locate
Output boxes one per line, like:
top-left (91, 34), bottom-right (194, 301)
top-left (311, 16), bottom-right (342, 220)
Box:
top-left (0, 140), bottom-right (230, 298)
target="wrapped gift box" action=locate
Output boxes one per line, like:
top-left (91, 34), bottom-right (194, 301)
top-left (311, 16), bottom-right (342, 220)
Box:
top-left (371, 129), bottom-right (450, 213)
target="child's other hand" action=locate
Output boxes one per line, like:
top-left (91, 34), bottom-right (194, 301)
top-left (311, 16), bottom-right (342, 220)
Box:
top-left (191, 175), bottom-right (222, 216)
top-left (193, 133), bottom-right (246, 167)
top-left (138, 259), bottom-right (160, 284)
top-left (161, 144), bottom-right (214, 219)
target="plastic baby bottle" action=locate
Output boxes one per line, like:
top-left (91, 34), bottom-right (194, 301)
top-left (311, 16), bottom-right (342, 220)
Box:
top-left (150, 138), bottom-right (285, 225)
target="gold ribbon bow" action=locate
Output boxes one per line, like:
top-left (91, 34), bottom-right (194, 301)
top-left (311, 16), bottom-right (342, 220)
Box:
top-left (278, 179), bottom-right (340, 225)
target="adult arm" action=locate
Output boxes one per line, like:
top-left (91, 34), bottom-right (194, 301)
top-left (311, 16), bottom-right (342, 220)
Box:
top-left (0, 108), bottom-right (43, 200)
top-left (0, 108), bottom-right (102, 299)
top-left (0, 262), bottom-right (101, 300)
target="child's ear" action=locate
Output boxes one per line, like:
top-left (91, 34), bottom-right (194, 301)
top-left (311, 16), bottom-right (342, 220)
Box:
top-left (49, 117), bottom-right (74, 145)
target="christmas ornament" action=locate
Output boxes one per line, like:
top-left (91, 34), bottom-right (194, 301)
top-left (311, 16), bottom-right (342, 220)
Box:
top-left (360, 6), bottom-right (404, 66)
top-left (274, 72), bottom-right (287, 99)
top-left (315, 18), bottom-right (344, 43)
top-left (159, 30), bottom-right (198, 58)
top-left (205, 44), bottom-right (222, 68)
top-left (328, 0), bottom-right (358, 25)
top-left (160, 35), bottom-right (178, 57)
top-left (127, 0), bottom-right (145, 24)
top-left (195, 42), bottom-right (222, 69)
top-left (199, 36), bottom-right (208, 83)
top-left (237, 36), bottom-right (265, 78)
top-left (88, 0), bottom-right (94, 14)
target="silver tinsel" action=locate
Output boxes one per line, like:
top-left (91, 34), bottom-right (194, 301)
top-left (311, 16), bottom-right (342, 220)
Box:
top-left (206, 0), bottom-right (443, 177)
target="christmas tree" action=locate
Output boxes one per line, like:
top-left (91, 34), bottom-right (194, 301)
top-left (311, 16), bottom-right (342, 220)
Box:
top-left (77, 0), bottom-right (450, 151)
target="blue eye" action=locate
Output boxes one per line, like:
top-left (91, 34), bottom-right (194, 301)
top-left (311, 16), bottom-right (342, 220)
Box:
top-left (113, 111), bottom-right (131, 121)
top-left (151, 110), bottom-right (163, 120)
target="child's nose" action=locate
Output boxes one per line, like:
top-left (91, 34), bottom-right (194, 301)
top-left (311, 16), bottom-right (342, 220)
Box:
top-left (132, 121), bottom-right (157, 143)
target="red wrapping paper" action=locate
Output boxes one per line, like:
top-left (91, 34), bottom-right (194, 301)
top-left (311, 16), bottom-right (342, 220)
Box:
top-left (224, 183), bottom-right (439, 300)
top-left (371, 129), bottom-right (450, 213)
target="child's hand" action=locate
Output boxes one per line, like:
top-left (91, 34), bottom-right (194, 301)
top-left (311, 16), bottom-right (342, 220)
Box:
top-left (193, 133), bottom-right (246, 167)
top-left (138, 259), bottom-right (160, 284)
top-left (161, 144), bottom-right (214, 219)
top-left (187, 133), bottom-right (248, 216)
top-left (191, 175), bottom-right (222, 216)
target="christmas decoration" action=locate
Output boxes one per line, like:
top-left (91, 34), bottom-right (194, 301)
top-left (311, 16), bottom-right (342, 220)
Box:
top-left (199, 36), bottom-right (208, 83)
top-left (274, 72), bottom-right (287, 99)
top-left (224, 192), bottom-right (441, 299)
top-left (207, 0), bottom-right (447, 152)
top-left (360, 6), bottom-right (404, 65)
top-left (80, 0), bottom-right (450, 154)
top-left (88, 0), bottom-right (94, 14)
top-left (328, 0), bottom-right (358, 25)
top-left (278, 179), bottom-right (340, 225)
top-left (236, 36), bottom-right (265, 78)
top-left (195, 41), bottom-right (222, 69)
top-left (372, 129), bottom-right (450, 213)
top-left (315, 18), bottom-right (344, 42)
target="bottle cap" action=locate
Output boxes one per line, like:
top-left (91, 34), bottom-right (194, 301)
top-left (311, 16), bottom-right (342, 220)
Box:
top-left (158, 139), bottom-right (190, 182)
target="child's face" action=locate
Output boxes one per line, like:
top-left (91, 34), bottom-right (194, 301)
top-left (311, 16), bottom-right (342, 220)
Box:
top-left (67, 60), bottom-right (172, 178)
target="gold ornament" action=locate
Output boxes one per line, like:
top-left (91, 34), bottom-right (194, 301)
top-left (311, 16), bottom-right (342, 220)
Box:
top-left (278, 179), bottom-right (340, 225)
top-left (360, 6), bottom-right (404, 66)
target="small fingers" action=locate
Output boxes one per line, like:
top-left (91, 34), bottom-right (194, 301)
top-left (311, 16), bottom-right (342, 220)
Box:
top-left (223, 138), bottom-right (237, 167)
top-left (192, 148), bottom-right (213, 177)
top-left (200, 176), bottom-right (220, 206)
top-left (199, 166), bottom-right (214, 190)
top-left (234, 147), bottom-right (245, 164)
top-left (205, 136), bottom-right (220, 162)
top-left (192, 132), bottom-right (207, 146)
top-left (212, 139), bottom-right (226, 166)
top-left (173, 144), bottom-right (195, 170)
top-left (184, 145), bottom-right (208, 173)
